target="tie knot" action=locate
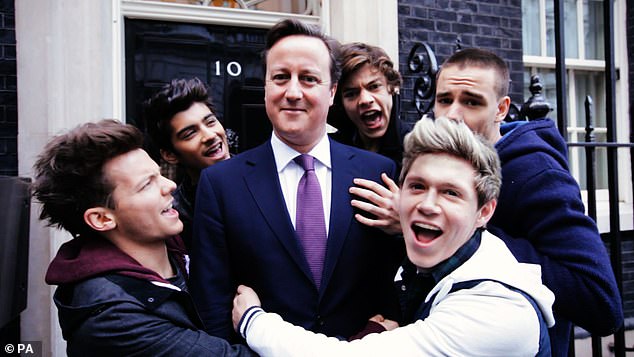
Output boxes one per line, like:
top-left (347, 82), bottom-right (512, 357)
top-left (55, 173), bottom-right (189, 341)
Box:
top-left (294, 154), bottom-right (315, 171)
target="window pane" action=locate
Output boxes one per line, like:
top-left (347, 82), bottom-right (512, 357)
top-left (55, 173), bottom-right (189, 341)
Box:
top-left (545, 0), bottom-right (578, 57)
top-left (584, 0), bottom-right (605, 60)
top-left (546, 1), bottom-right (555, 56)
top-left (564, 0), bottom-right (578, 58)
top-left (572, 132), bottom-right (608, 190)
top-left (522, 0), bottom-right (541, 55)
top-left (571, 70), bottom-right (607, 190)
top-left (574, 70), bottom-right (606, 129)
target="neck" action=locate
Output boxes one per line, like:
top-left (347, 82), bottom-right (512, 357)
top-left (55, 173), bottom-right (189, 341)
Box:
top-left (186, 169), bottom-right (200, 186)
top-left (107, 234), bottom-right (174, 279)
top-left (274, 130), bottom-right (325, 154)
top-left (359, 135), bottom-right (380, 152)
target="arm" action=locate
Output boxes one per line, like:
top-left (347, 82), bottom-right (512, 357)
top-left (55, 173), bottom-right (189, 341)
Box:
top-left (189, 170), bottom-right (236, 339)
top-left (231, 286), bottom-right (397, 341)
top-left (349, 173), bottom-right (402, 235)
top-left (491, 167), bottom-right (623, 334)
top-left (70, 300), bottom-right (255, 357)
top-left (237, 283), bottom-right (541, 357)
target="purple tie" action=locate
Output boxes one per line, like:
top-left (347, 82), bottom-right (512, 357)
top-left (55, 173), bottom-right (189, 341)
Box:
top-left (294, 154), bottom-right (327, 289)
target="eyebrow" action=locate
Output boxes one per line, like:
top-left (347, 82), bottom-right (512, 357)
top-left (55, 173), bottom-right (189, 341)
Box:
top-left (174, 113), bottom-right (215, 138)
top-left (406, 174), bottom-right (468, 191)
top-left (435, 90), bottom-right (485, 100)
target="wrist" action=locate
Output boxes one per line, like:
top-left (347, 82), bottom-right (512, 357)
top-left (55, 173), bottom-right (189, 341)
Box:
top-left (238, 306), bottom-right (264, 339)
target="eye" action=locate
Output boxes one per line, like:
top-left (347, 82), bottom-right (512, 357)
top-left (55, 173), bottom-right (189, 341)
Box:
top-left (436, 97), bottom-right (452, 105)
top-left (271, 73), bottom-right (290, 83)
top-left (408, 182), bottom-right (425, 191)
top-left (464, 99), bottom-right (482, 107)
top-left (140, 178), bottom-right (153, 191)
top-left (179, 129), bottom-right (196, 140)
top-left (342, 89), bottom-right (358, 99)
top-left (368, 82), bottom-right (382, 91)
top-left (300, 75), bottom-right (319, 85)
top-left (204, 116), bottom-right (218, 127)
top-left (443, 189), bottom-right (459, 197)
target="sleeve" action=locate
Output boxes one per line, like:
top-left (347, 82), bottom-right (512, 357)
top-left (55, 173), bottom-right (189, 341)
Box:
top-left (69, 301), bottom-right (255, 357)
top-left (240, 282), bottom-right (541, 357)
top-left (189, 170), bottom-right (237, 340)
top-left (491, 166), bottom-right (623, 335)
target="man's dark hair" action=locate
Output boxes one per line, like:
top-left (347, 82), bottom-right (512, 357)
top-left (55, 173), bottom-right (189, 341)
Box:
top-left (32, 119), bottom-right (144, 237)
top-left (263, 19), bottom-right (341, 87)
top-left (143, 77), bottom-right (216, 153)
top-left (439, 48), bottom-right (510, 98)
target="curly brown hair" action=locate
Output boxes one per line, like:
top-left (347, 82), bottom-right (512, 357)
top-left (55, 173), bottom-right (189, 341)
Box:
top-left (338, 42), bottom-right (402, 93)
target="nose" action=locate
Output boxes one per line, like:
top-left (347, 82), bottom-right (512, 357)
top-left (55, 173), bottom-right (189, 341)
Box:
top-left (160, 175), bottom-right (177, 195)
top-left (444, 103), bottom-right (462, 120)
top-left (200, 124), bottom-right (217, 143)
top-left (285, 76), bottom-right (303, 101)
top-left (358, 88), bottom-right (373, 107)
top-left (416, 192), bottom-right (441, 215)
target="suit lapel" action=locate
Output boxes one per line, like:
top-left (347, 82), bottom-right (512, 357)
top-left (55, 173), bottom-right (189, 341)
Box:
top-left (243, 142), bottom-right (314, 282)
top-left (321, 140), bottom-right (356, 292)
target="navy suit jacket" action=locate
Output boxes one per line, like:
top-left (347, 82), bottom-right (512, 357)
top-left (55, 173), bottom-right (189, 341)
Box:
top-left (190, 138), bottom-right (404, 340)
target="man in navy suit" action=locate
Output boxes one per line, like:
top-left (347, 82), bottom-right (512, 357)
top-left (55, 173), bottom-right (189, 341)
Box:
top-left (189, 19), bottom-right (404, 341)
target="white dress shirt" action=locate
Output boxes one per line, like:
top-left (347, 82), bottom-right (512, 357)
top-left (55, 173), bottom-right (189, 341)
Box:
top-left (270, 132), bottom-right (332, 235)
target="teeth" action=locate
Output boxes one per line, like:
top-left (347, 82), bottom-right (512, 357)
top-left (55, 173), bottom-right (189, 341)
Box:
top-left (361, 110), bottom-right (379, 118)
top-left (205, 142), bottom-right (222, 156)
top-left (413, 222), bottom-right (440, 231)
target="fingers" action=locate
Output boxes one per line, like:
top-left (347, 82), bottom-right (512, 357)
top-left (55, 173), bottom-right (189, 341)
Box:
top-left (351, 198), bottom-right (389, 216)
top-left (236, 284), bottom-right (251, 295)
top-left (354, 213), bottom-right (387, 228)
top-left (351, 178), bottom-right (392, 198)
top-left (381, 173), bottom-right (399, 192)
top-left (369, 314), bottom-right (385, 323)
top-left (380, 319), bottom-right (399, 331)
top-left (350, 173), bottom-right (400, 207)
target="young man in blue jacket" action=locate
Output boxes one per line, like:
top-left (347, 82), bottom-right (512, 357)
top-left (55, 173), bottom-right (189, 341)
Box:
top-left (33, 120), bottom-right (254, 357)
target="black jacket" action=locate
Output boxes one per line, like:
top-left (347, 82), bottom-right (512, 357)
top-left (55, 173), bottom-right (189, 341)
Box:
top-left (46, 234), bottom-right (254, 357)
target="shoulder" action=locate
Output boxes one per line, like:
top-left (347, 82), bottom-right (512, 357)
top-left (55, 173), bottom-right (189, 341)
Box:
top-left (65, 276), bottom-right (130, 305)
top-left (497, 121), bottom-right (570, 181)
top-left (497, 119), bottom-right (568, 163)
top-left (202, 142), bottom-right (272, 179)
top-left (331, 139), bottom-right (395, 167)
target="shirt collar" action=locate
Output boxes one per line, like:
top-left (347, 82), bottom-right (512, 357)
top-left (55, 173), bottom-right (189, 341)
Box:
top-left (419, 228), bottom-right (483, 283)
top-left (271, 132), bottom-right (332, 172)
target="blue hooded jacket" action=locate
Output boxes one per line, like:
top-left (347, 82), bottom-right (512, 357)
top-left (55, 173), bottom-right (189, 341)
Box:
top-left (488, 118), bottom-right (623, 356)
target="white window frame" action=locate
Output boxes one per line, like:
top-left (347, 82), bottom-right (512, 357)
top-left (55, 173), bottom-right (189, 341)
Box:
top-left (522, 0), bottom-right (631, 232)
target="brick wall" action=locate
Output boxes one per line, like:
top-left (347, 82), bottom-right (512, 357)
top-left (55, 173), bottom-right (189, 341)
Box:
top-left (397, 0), bottom-right (523, 123)
top-left (0, 0), bottom-right (15, 176)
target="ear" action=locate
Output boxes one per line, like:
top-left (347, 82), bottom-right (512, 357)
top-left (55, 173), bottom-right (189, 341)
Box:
top-left (495, 96), bottom-right (511, 124)
top-left (476, 199), bottom-right (497, 228)
top-left (160, 149), bottom-right (180, 165)
top-left (84, 207), bottom-right (117, 232)
top-left (329, 83), bottom-right (338, 106)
